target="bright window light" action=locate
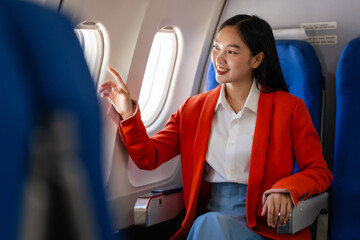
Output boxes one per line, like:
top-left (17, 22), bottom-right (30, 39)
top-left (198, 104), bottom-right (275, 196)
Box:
top-left (74, 22), bottom-right (105, 86)
top-left (138, 27), bottom-right (178, 127)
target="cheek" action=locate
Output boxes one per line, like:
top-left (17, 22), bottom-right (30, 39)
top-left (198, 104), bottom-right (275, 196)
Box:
top-left (231, 58), bottom-right (250, 69)
top-left (228, 60), bottom-right (241, 70)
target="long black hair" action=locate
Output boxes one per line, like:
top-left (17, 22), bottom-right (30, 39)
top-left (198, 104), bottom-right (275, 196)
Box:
top-left (220, 14), bottom-right (289, 92)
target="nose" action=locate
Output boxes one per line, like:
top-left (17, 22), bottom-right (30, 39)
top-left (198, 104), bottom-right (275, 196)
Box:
top-left (214, 49), bottom-right (226, 65)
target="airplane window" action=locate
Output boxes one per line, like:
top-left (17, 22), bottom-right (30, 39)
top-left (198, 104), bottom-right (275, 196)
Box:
top-left (138, 27), bottom-right (178, 127)
top-left (74, 22), bottom-right (105, 86)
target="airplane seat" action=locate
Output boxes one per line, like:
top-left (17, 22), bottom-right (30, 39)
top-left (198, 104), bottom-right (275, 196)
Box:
top-left (0, 1), bottom-right (113, 240)
top-left (331, 37), bottom-right (360, 240)
top-left (275, 40), bottom-right (323, 135)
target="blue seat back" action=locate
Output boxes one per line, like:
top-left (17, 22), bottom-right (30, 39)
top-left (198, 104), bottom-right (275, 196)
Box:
top-left (0, 1), bottom-right (112, 239)
top-left (206, 40), bottom-right (323, 135)
top-left (276, 40), bottom-right (323, 135)
top-left (331, 37), bottom-right (360, 240)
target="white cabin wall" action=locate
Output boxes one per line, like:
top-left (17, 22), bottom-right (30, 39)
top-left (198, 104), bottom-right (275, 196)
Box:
top-left (60, 0), bottom-right (148, 230)
top-left (58, 0), bottom-right (226, 230)
top-left (61, 0), bottom-right (149, 83)
top-left (129, 0), bottom-right (226, 134)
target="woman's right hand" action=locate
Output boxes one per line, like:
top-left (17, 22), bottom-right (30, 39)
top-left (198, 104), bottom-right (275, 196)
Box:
top-left (99, 66), bottom-right (135, 119)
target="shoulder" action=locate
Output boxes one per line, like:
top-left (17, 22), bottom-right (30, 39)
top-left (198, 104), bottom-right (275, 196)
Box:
top-left (180, 86), bottom-right (220, 110)
top-left (273, 90), bottom-right (300, 101)
top-left (190, 86), bottom-right (219, 102)
top-left (273, 90), bottom-right (304, 106)
top-left (269, 90), bottom-right (308, 116)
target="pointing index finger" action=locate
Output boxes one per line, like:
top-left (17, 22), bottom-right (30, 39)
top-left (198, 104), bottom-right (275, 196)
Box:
top-left (107, 66), bottom-right (128, 91)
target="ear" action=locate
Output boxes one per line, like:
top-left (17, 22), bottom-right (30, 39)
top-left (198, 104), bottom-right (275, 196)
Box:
top-left (251, 52), bottom-right (264, 69)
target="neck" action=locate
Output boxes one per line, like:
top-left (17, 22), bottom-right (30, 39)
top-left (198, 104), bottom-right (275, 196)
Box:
top-left (224, 79), bottom-right (253, 114)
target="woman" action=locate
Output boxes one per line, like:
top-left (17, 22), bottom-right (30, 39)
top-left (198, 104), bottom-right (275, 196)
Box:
top-left (99, 15), bottom-right (332, 240)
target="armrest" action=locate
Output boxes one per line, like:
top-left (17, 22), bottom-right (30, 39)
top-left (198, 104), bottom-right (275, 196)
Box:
top-left (277, 192), bottom-right (329, 234)
top-left (134, 186), bottom-right (184, 227)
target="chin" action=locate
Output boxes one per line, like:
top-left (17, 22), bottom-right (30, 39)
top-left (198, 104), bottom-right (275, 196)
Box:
top-left (215, 75), bottom-right (229, 83)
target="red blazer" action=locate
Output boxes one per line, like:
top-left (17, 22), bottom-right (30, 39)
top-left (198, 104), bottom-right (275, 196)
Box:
top-left (119, 85), bottom-right (333, 240)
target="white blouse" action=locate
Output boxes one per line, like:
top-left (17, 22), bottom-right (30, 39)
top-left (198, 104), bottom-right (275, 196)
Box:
top-left (203, 81), bottom-right (260, 184)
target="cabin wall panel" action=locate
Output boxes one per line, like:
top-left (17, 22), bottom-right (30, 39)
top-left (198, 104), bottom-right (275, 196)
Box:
top-left (59, 0), bottom-right (226, 230)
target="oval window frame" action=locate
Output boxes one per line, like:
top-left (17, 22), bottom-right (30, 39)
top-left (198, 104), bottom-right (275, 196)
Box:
top-left (74, 21), bottom-right (105, 86)
top-left (138, 26), bottom-right (178, 127)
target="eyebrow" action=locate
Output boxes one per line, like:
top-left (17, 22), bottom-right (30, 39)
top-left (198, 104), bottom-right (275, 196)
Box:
top-left (214, 39), bottom-right (241, 49)
top-left (227, 44), bottom-right (241, 49)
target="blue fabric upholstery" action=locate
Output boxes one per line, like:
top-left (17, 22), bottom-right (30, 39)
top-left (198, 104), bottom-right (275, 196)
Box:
top-left (205, 61), bottom-right (218, 92)
top-left (0, 1), bottom-right (112, 239)
top-left (276, 40), bottom-right (323, 135)
top-left (205, 40), bottom-right (323, 135)
top-left (331, 37), bottom-right (360, 240)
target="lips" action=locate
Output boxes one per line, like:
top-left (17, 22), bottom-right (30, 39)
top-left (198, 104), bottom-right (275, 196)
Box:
top-left (217, 70), bottom-right (227, 75)
top-left (216, 66), bottom-right (229, 75)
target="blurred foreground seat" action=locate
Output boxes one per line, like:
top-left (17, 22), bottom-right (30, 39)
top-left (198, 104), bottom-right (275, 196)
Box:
top-left (0, 1), bottom-right (113, 239)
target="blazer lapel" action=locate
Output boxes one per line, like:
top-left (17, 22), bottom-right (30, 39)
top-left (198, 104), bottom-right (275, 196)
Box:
top-left (247, 90), bottom-right (274, 228)
top-left (187, 86), bottom-right (221, 218)
top-left (192, 86), bottom-right (220, 174)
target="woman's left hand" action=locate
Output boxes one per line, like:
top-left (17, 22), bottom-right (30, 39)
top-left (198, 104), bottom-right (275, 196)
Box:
top-left (261, 192), bottom-right (292, 228)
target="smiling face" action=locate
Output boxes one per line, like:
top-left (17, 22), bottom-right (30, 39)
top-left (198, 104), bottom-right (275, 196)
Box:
top-left (211, 26), bottom-right (263, 86)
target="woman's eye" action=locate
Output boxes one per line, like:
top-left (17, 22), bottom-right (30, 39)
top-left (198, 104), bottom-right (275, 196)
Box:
top-left (213, 45), bottom-right (220, 51)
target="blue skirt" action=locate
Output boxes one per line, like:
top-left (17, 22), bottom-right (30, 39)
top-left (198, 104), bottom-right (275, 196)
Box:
top-left (187, 182), bottom-right (269, 240)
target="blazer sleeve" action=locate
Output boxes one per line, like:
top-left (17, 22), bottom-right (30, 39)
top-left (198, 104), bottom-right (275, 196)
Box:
top-left (118, 100), bottom-right (188, 170)
top-left (269, 99), bottom-right (333, 206)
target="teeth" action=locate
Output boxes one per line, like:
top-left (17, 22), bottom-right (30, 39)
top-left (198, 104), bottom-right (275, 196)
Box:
top-left (217, 66), bottom-right (229, 72)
